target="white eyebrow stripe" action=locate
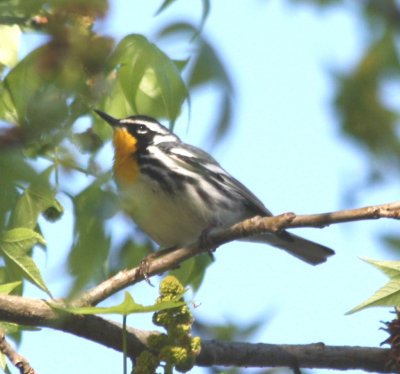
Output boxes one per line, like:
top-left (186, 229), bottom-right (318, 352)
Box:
top-left (120, 118), bottom-right (171, 135)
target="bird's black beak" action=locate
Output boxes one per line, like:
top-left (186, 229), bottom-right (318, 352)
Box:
top-left (94, 110), bottom-right (120, 128)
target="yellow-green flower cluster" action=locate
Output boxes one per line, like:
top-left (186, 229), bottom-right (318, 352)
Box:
top-left (134, 276), bottom-right (201, 373)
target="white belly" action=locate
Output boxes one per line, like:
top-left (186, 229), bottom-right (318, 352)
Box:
top-left (118, 169), bottom-right (253, 247)
top-left (119, 178), bottom-right (211, 247)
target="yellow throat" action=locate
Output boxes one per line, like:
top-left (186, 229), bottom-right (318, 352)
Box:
top-left (112, 128), bottom-right (139, 185)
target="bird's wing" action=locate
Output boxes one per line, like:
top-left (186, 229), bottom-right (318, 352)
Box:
top-left (163, 142), bottom-right (272, 217)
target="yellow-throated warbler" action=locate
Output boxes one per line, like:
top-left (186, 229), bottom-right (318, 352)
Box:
top-left (95, 110), bottom-right (334, 265)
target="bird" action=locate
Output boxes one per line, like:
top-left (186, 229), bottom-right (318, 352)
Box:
top-left (95, 110), bottom-right (334, 265)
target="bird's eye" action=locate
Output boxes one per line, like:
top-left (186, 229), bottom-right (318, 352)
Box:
top-left (137, 124), bottom-right (147, 134)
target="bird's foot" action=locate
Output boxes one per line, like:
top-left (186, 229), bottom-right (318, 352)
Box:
top-left (138, 246), bottom-right (178, 285)
top-left (199, 225), bottom-right (219, 260)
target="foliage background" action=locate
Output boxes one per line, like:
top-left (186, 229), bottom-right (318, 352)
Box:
top-left (0, 0), bottom-right (400, 373)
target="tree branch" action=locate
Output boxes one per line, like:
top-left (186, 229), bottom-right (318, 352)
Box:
top-left (0, 294), bottom-right (391, 372)
top-left (75, 201), bottom-right (400, 307)
top-left (198, 341), bottom-right (390, 373)
top-left (0, 295), bottom-right (150, 358)
top-left (0, 329), bottom-right (37, 374)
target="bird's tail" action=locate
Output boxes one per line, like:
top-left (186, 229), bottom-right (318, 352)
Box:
top-left (247, 231), bottom-right (334, 265)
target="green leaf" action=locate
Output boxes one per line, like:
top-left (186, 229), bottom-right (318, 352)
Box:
top-left (0, 322), bottom-right (40, 337)
top-left (0, 281), bottom-right (21, 294)
top-left (158, 22), bottom-right (234, 143)
top-left (11, 166), bottom-right (62, 229)
top-left (348, 258), bottom-right (400, 314)
top-left (0, 44), bottom-right (70, 138)
top-left (199, 0), bottom-right (210, 32)
top-left (62, 291), bottom-right (184, 316)
top-left (334, 29), bottom-right (400, 180)
top-left (68, 182), bottom-right (117, 295)
top-left (94, 76), bottom-right (134, 125)
top-left (155, 0), bottom-right (210, 35)
top-left (155, 0), bottom-right (178, 15)
top-left (107, 34), bottom-right (188, 123)
top-left (0, 228), bottom-right (50, 295)
top-left (170, 254), bottom-right (212, 291)
top-left (109, 238), bottom-right (153, 274)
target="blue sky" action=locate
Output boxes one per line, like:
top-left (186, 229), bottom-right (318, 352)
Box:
top-left (16, 1), bottom-right (400, 373)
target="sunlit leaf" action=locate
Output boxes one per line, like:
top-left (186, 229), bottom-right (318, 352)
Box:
top-left (348, 258), bottom-right (400, 314)
top-left (0, 281), bottom-right (21, 294)
top-left (62, 291), bottom-right (184, 315)
top-left (0, 25), bottom-right (20, 70)
top-left (107, 34), bottom-right (188, 124)
top-left (0, 228), bottom-right (50, 295)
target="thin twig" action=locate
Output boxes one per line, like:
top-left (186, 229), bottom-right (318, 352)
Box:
top-left (75, 201), bottom-right (400, 307)
top-left (0, 329), bottom-right (37, 374)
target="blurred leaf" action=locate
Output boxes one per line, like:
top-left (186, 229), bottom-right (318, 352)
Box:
top-left (0, 45), bottom-right (70, 143)
top-left (62, 291), bottom-right (184, 315)
top-left (50, 0), bottom-right (108, 18)
top-left (158, 22), bottom-right (234, 144)
top-left (10, 166), bottom-right (60, 229)
top-left (106, 34), bottom-right (188, 124)
top-left (0, 319), bottom-right (40, 357)
top-left (381, 234), bottom-right (400, 258)
top-left (68, 182), bottom-right (117, 295)
top-left (206, 92), bottom-right (232, 147)
top-left (155, 0), bottom-right (178, 15)
top-left (0, 351), bottom-right (6, 372)
top-left (72, 128), bottom-right (104, 154)
top-left (287, 0), bottom-right (340, 6)
top-left (348, 258), bottom-right (400, 314)
top-left (0, 25), bottom-right (20, 70)
top-left (155, 0), bottom-right (210, 34)
top-left (94, 76), bottom-right (134, 125)
top-left (0, 30), bottom-right (112, 148)
top-left (170, 254), bottom-right (212, 291)
top-left (0, 281), bottom-right (21, 294)
top-left (0, 322), bottom-right (39, 334)
top-left (42, 199), bottom-right (64, 222)
top-left (109, 238), bottom-right (153, 274)
top-left (0, 150), bottom-right (39, 231)
top-left (0, 228), bottom-right (50, 295)
top-left (198, 0), bottom-right (210, 33)
top-left (334, 30), bottom-right (400, 179)
top-left (0, 0), bottom-right (46, 19)
top-left (194, 316), bottom-right (265, 342)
